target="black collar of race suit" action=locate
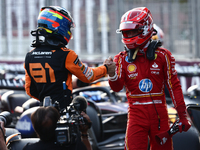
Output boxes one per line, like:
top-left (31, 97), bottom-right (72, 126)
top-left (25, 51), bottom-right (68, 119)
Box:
top-left (125, 40), bottom-right (162, 62)
top-left (146, 40), bottom-right (162, 60)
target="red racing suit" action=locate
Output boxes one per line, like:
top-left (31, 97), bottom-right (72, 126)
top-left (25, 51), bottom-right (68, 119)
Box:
top-left (108, 45), bottom-right (186, 150)
top-left (24, 45), bottom-right (107, 109)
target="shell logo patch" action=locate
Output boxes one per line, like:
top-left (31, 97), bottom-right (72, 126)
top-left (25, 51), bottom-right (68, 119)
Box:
top-left (127, 64), bottom-right (137, 73)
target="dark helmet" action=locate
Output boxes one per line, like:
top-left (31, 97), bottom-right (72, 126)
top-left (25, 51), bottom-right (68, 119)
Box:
top-left (37, 6), bottom-right (75, 45)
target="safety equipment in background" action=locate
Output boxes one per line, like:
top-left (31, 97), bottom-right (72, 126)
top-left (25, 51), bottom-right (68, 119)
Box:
top-left (37, 6), bottom-right (75, 45)
top-left (152, 24), bottom-right (164, 44)
top-left (116, 7), bottom-right (154, 50)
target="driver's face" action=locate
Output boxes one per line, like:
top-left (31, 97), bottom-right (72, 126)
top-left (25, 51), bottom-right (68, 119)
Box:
top-left (122, 29), bottom-right (142, 38)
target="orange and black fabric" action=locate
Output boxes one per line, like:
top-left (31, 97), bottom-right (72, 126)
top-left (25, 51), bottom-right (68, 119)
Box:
top-left (24, 45), bottom-right (107, 108)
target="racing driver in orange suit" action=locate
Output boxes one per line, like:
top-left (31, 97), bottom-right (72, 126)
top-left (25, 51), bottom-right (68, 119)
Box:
top-left (24, 6), bottom-right (115, 109)
top-left (108, 7), bottom-right (191, 150)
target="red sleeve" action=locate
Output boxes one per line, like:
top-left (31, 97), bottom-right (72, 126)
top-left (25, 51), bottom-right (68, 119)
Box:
top-left (65, 50), bottom-right (107, 83)
top-left (164, 50), bottom-right (186, 108)
top-left (108, 53), bottom-right (125, 92)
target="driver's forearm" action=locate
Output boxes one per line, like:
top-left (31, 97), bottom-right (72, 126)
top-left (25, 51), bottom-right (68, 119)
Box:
top-left (0, 140), bottom-right (8, 150)
top-left (81, 134), bottom-right (92, 150)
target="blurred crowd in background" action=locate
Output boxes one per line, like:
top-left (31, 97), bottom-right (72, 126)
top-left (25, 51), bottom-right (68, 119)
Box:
top-left (0, 0), bottom-right (199, 61)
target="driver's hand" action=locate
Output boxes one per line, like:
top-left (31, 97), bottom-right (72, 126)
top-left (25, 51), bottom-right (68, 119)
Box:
top-left (176, 105), bottom-right (191, 132)
top-left (79, 111), bottom-right (92, 133)
top-left (0, 121), bottom-right (7, 150)
top-left (0, 121), bottom-right (5, 141)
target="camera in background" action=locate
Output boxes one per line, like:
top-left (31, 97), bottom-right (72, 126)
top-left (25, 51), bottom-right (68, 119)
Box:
top-left (43, 96), bottom-right (88, 146)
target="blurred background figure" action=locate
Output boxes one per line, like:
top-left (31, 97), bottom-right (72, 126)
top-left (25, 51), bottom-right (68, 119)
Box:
top-left (152, 24), bottom-right (164, 45)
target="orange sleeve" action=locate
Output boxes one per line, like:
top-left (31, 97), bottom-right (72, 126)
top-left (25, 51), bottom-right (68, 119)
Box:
top-left (65, 50), bottom-right (107, 83)
top-left (24, 63), bottom-right (39, 100)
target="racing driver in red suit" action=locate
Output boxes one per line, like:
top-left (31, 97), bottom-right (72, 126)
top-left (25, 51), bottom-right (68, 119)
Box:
top-left (108, 7), bottom-right (191, 150)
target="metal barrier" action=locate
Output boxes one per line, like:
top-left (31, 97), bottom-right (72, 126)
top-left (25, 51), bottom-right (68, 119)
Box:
top-left (0, 0), bottom-right (200, 61)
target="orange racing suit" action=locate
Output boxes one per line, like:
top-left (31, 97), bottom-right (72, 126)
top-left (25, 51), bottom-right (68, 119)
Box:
top-left (24, 45), bottom-right (107, 108)
top-left (108, 46), bottom-right (186, 150)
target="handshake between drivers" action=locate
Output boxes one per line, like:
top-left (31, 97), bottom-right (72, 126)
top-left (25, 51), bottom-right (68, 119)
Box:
top-left (104, 56), bottom-right (116, 77)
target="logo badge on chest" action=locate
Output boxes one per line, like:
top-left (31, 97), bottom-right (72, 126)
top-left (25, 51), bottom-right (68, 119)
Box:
top-left (127, 64), bottom-right (137, 73)
top-left (139, 79), bottom-right (153, 92)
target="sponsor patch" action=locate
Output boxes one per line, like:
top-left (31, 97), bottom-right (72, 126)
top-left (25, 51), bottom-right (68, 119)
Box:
top-left (86, 70), bottom-right (94, 80)
top-left (128, 73), bottom-right (138, 79)
top-left (150, 62), bottom-right (160, 71)
top-left (139, 79), bottom-right (153, 92)
top-left (81, 65), bottom-right (85, 71)
top-left (78, 60), bottom-right (82, 67)
top-left (151, 71), bottom-right (159, 75)
top-left (32, 51), bottom-right (52, 55)
top-left (152, 62), bottom-right (158, 68)
top-left (74, 57), bottom-right (79, 65)
top-left (85, 68), bottom-right (91, 77)
top-left (125, 56), bottom-right (133, 63)
top-left (154, 54), bottom-right (157, 59)
top-left (83, 66), bottom-right (88, 75)
top-left (127, 64), bottom-right (137, 73)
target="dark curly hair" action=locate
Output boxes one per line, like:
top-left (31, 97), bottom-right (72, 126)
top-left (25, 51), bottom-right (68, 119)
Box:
top-left (31, 106), bottom-right (60, 142)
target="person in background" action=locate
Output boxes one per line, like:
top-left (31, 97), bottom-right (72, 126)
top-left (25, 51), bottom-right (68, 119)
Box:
top-left (108, 7), bottom-right (191, 150)
top-left (0, 121), bottom-right (7, 150)
top-left (23, 106), bottom-right (92, 150)
top-left (152, 24), bottom-right (171, 99)
top-left (0, 106), bottom-right (93, 150)
top-left (24, 6), bottom-right (115, 109)
top-left (152, 23), bottom-right (164, 45)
